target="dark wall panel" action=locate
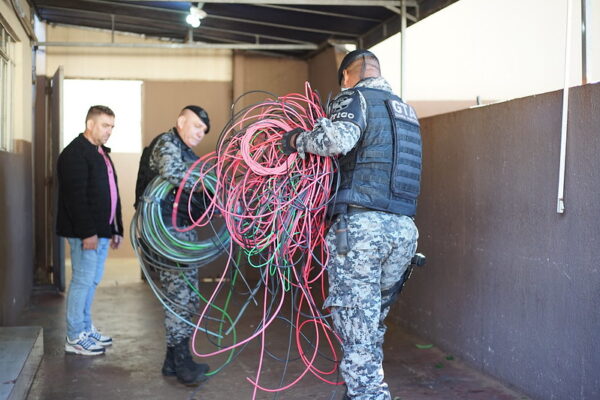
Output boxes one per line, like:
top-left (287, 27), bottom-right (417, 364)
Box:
top-left (0, 141), bottom-right (34, 325)
top-left (394, 83), bottom-right (600, 400)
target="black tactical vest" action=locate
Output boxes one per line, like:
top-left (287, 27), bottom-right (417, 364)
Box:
top-left (330, 87), bottom-right (422, 217)
top-left (134, 133), bottom-right (165, 210)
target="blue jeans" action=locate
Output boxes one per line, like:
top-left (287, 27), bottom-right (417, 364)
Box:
top-left (65, 237), bottom-right (109, 340)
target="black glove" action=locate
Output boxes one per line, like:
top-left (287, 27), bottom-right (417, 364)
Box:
top-left (280, 128), bottom-right (304, 155)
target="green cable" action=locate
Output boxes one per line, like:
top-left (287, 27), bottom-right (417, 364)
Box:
top-left (180, 268), bottom-right (237, 376)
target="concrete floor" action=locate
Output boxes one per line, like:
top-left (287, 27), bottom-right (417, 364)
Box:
top-left (19, 259), bottom-right (530, 400)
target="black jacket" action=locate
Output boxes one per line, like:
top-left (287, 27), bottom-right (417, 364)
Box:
top-left (56, 134), bottom-right (123, 239)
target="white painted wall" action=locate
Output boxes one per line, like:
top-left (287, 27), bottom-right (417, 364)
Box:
top-left (371, 0), bottom-right (599, 103)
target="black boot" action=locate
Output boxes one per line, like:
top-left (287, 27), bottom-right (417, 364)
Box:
top-left (161, 346), bottom-right (176, 376)
top-left (173, 338), bottom-right (210, 385)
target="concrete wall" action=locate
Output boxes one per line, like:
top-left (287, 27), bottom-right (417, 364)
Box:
top-left (395, 83), bottom-right (600, 400)
top-left (0, 0), bottom-right (35, 325)
top-left (44, 25), bottom-right (231, 81)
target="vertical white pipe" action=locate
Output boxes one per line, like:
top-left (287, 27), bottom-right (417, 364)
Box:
top-left (557, 0), bottom-right (573, 214)
top-left (581, 0), bottom-right (589, 85)
top-left (400, 0), bottom-right (406, 99)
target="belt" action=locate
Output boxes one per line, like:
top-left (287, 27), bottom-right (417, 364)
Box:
top-left (347, 205), bottom-right (373, 216)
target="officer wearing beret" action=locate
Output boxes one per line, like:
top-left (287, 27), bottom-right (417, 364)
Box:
top-left (136, 105), bottom-right (211, 385)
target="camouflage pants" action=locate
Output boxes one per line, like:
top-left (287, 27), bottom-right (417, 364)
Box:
top-left (324, 212), bottom-right (418, 400)
top-left (153, 227), bottom-right (200, 347)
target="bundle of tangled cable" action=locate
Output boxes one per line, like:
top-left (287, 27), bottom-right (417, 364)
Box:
top-left (133, 174), bottom-right (229, 266)
top-left (130, 170), bottom-right (232, 347)
top-left (176, 83), bottom-right (345, 397)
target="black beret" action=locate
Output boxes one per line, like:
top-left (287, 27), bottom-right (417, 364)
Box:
top-left (183, 105), bottom-right (210, 134)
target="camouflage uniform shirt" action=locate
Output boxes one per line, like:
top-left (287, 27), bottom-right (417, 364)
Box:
top-left (295, 77), bottom-right (393, 159)
top-left (149, 128), bottom-right (202, 195)
top-left (148, 128), bottom-right (202, 347)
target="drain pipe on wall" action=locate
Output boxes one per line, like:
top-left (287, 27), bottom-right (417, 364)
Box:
top-left (557, 0), bottom-right (573, 214)
top-left (581, 0), bottom-right (589, 85)
top-left (400, 0), bottom-right (407, 99)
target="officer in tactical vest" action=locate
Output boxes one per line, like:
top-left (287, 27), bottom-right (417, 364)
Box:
top-left (281, 50), bottom-right (421, 400)
top-left (136, 105), bottom-right (211, 385)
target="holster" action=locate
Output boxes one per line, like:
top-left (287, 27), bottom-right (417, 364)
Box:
top-left (335, 214), bottom-right (350, 256)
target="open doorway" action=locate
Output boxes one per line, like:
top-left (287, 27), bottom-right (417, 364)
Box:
top-left (63, 79), bottom-right (142, 153)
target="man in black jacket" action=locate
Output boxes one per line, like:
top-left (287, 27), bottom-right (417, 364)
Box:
top-left (57, 105), bottom-right (124, 356)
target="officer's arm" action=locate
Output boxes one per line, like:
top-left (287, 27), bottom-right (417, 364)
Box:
top-left (295, 90), bottom-right (367, 159)
top-left (150, 137), bottom-right (201, 191)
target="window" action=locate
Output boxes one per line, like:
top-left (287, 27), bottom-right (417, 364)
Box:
top-left (0, 24), bottom-right (15, 152)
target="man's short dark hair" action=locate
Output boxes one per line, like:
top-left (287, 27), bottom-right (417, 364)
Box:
top-left (337, 49), bottom-right (380, 85)
top-left (86, 105), bottom-right (115, 122)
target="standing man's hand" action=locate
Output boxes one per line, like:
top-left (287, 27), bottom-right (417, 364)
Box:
top-left (83, 235), bottom-right (99, 250)
top-left (110, 235), bottom-right (123, 249)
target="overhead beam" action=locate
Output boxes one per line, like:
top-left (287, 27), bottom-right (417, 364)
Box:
top-left (358, 2), bottom-right (419, 49)
top-left (385, 5), bottom-right (418, 22)
top-left (208, 13), bottom-right (359, 37)
top-left (199, 25), bottom-right (314, 45)
top-left (254, 4), bottom-right (381, 22)
top-left (39, 5), bottom-right (315, 45)
top-left (417, 0), bottom-right (459, 20)
top-left (120, 0), bottom-right (418, 6)
top-left (35, 41), bottom-right (318, 50)
top-left (42, 0), bottom-right (187, 16)
top-left (37, 1), bottom-right (359, 37)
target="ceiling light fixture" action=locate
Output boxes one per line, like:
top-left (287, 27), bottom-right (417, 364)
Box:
top-left (186, 3), bottom-right (207, 28)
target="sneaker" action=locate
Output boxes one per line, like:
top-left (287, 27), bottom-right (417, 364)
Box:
top-left (65, 332), bottom-right (105, 356)
top-left (88, 325), bottom-right (112, 347)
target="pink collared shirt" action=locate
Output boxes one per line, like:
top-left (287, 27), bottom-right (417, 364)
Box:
top-left (98, 146), bottom-right (118, 225)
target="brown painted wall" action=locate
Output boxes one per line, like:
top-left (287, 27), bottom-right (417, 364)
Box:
top-left (104, 80), bottom-right (234, 274)
top-left (307, 47), bottom-right (340, 107)
top-left (0, 141), bottom-right (34, 325)
top-left (395, 83), bottom-right (600, 400)
top-left (233, 52), bottom-right (309, 110)
top-left (142, 81), bottom-right (232, 152)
